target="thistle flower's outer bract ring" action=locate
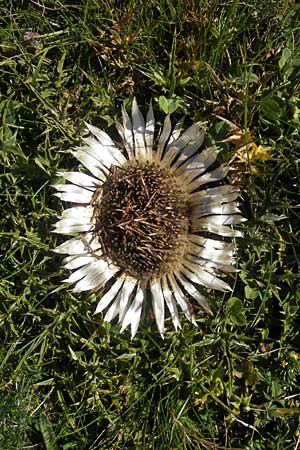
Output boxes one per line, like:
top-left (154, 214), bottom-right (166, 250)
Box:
top-left (53, 98), bottom-right (244, 338)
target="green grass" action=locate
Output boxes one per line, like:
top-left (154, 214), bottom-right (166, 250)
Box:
top-left (1, 0), bottom-right (300, 448)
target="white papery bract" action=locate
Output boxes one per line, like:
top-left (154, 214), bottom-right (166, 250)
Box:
top-left (53, 99), bottom-right (244, 338)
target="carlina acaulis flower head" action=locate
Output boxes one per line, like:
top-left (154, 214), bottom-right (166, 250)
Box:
top-left (53, 98), bottom-right (244, 338)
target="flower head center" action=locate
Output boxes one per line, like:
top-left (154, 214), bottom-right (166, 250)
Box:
top-left (94, 161), bottom-right (189, 282)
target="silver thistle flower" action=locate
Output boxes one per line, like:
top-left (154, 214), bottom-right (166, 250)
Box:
top-left (53, 99), bottom-right (244, 338)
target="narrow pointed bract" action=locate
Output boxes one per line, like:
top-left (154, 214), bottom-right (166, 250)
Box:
top-left (53, 98), bottom-right (243, 338)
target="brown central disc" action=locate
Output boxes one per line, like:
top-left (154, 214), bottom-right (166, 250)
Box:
top-left (93, 161), bottom-right (189, 281)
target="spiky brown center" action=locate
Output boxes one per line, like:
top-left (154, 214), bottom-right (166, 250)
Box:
top-left (93, 161), bottom-right (189, 282)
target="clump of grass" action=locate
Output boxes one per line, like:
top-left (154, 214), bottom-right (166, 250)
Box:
top-left (1, 1), bottom-right (300, 449)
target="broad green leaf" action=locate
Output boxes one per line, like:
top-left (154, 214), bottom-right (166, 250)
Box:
top-left (227, 297), bottom-right (246, 326)
top-left (158, 96), bottom-right (180, 114)
top-left (245, 285), bottom-right (259, 300)
top-left (279, 48), bottom-right (292, 70)
top-left (227, 297), bottom-right (243, 314)
top-left (260, 95), bottom-right (285, 121)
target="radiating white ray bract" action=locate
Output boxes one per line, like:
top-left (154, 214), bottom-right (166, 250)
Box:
top-left (53, 98), bottom-right (244, 338)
